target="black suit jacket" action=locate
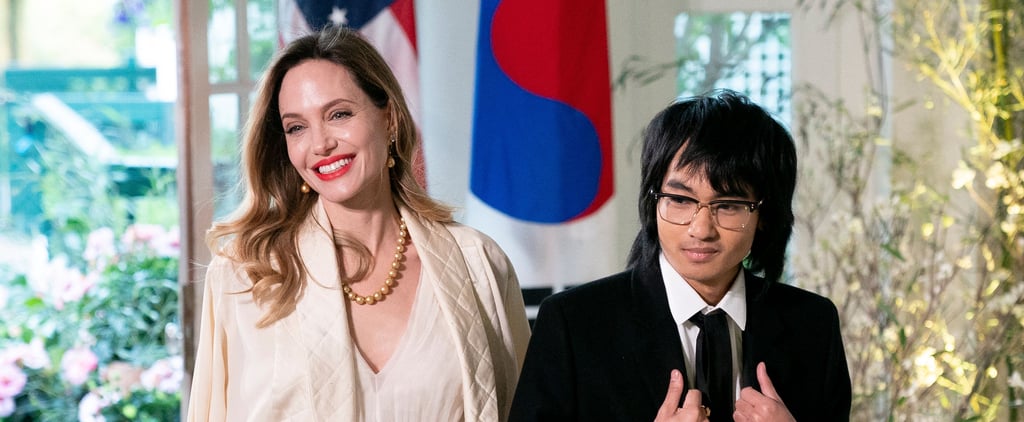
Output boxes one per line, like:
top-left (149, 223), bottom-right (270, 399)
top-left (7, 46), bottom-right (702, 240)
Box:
top-left (509, 266), bottom-right (851, 421)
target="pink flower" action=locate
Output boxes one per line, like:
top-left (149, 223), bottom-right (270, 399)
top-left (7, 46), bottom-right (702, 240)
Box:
top-left (28, 256), bottom-right (67, 297)
top-left (0, 362), bottom-right (27, 398)
top-left (0, 347), bottom-right (18, 366)
top-left (122, 224), bottom-right (163, 249)
top-left (30, 257), bottom-right (95, 310)
top-left (152, 226), bottom-right (181, 258)
top-left (21, 339), bottom-right (50, 370)
top-left (61, 346), bottom-right (98, 386)
top-left (78, 390), bottom-right (117, 422)
top-left (140, 357), bottom-right (183, 393)
top-left (0, 339), bottom-right (49, 370)
top-left (83, 227), bottom-right (117, 266)
top-left (123, 224), bottom-right (180, 257)
top-left (0, 396), bottom-right (14, 418)
top-left (59, 271), bottom-right (99, 307)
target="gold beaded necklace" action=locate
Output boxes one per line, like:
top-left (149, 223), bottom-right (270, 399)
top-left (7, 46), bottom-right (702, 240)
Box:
top-left (341, 217), bottom-right (408, 306)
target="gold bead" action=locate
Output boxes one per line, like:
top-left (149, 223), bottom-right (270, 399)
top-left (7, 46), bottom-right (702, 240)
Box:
top-left (340, 217), bottom-right (408, 306)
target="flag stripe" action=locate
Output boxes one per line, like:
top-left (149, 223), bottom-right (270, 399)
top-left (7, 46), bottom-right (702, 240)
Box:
top-left (387, 0), bottom-right (417, 53)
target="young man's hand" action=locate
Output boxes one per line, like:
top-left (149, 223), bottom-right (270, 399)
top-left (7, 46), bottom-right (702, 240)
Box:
top-left (654, 369), bottom-right (710, 422)
top-left (733, 362), bottom-right (796, 422)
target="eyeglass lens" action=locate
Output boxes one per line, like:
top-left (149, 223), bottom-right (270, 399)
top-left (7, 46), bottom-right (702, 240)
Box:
top-left (658, 197), bottom-right (753, 230)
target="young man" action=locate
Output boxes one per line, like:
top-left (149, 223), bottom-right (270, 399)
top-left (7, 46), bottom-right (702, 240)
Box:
top-left (509, 90), bottom-right (851, 421)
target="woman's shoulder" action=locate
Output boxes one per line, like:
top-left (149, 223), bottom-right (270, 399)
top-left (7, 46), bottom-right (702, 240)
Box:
top-left (203, 250), bottom-right (254, 291)
top-left (412, 216), bottom-right (505, 252)
top-left (446, 221), bottom-right (500, 246)
top-left (206, 252), bottom-right (238, 271)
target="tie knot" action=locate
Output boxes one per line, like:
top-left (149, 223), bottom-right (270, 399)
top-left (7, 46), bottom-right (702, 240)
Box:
top-left (689, 308), bottom-right (726, 329)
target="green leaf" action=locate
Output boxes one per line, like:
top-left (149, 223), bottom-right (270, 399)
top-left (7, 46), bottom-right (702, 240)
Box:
top-left (881, 242), bottom-right (906, 261)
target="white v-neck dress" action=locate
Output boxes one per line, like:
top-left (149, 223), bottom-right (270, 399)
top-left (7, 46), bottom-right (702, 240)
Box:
top-left (354, 275), bottom-right (464, 421)
top-left (187, 203), bottom-right (531, 421)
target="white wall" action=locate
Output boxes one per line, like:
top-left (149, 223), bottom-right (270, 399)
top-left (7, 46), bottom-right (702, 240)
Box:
top-left (416, 1), bottom-right (481, 218)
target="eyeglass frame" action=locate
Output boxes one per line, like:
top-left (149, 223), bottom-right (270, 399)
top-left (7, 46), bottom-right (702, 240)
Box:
top-left (649, 189), bottom-right (763, 231)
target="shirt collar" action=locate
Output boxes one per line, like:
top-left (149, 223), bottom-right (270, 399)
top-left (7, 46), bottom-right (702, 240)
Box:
top-left (660, 252), bottom-right (747, 330)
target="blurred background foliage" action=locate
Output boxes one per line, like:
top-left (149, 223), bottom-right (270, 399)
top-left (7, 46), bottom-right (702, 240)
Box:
top-left (792, 0), bottom-right (1023, 420)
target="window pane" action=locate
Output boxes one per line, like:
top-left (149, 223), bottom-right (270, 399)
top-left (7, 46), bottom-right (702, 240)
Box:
top-left (675, 12), bottom-right (792, 122)
top-left (248, 0), bottom-right (277, 80)
top-left (210, 93), bottom-right (242, 218)
top-left (209, 0), bottom-right (238, 83)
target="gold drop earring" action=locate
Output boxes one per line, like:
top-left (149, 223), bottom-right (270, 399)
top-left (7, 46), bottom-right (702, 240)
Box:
top-left (386, 135), bottom-right (396, 168)
top-left (300, 181), bottom-right (311, 194)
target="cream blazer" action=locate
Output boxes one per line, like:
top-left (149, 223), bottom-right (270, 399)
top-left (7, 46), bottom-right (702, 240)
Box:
top-left (187, 201), bottom-right (531, 421)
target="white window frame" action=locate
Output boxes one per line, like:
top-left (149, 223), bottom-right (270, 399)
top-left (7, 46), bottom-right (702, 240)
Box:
top-left (176, 0), bottom-right (263, 413)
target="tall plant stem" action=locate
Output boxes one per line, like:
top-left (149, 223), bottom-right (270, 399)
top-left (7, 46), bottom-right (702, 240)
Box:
top-left (988, 0), bottom-right (1014, 142)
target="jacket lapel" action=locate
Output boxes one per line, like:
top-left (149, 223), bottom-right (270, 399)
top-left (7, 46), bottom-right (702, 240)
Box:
top-left (740, 272), bottom-right (783, 390)
top-left (629, 267), bottom-right (784, 402)
top-left (277, 200), bottom-right (359, 421)
top-left (630, 265), bottom-right (689, 408)
top-left (402, 209), bottom-right (498, 422)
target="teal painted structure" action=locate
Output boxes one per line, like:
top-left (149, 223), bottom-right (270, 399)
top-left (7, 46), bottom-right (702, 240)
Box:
top-left (1, 60), bottom-right (176, 231)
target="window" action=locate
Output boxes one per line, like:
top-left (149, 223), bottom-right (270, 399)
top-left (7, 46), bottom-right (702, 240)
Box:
top-left (177, 0), bottom-right (274, 412)
top-left (0, 1), bottom-right (183, 419)
top-left (675, 11), bottom-right (792, 122)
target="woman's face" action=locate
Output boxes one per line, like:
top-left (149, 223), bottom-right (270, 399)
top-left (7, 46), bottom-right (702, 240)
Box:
top-left (278, 59), bottom-right (391, 210)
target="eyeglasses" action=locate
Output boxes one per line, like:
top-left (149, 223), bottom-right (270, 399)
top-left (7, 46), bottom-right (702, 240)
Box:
top-left (650, 190), bottom-right (762, 231)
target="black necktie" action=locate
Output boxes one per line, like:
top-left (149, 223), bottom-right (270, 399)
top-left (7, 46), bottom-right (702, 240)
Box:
top-left (689, 309), bottom-right (733, 421)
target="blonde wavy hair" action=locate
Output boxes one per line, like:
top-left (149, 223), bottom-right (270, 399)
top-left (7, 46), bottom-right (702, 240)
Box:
top-left (208, 26), bottom-right (452, 327)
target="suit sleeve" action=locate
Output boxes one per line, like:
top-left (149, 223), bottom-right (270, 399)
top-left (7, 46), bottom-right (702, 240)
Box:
top-left (186, 260), bottom-right (229, 422)
top-left (822, 301), bottom-right (852, 420)
top-left (508, 296), bottom-right (578, 422)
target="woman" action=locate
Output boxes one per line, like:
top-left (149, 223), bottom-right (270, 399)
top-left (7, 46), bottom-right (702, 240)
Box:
top-left (188, 26), bottom-right (530, 421)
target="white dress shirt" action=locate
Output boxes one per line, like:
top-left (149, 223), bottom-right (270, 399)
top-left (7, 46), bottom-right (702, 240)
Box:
top-left (660, 253), bottom-right (747, 401)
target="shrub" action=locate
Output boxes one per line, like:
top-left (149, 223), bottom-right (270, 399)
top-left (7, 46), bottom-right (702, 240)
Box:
top-left (0, 224), bottom-right (181, 421)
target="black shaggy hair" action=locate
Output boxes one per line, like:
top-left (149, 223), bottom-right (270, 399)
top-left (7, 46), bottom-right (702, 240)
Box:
top-left (626, 89), bottom-right (798, 284)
